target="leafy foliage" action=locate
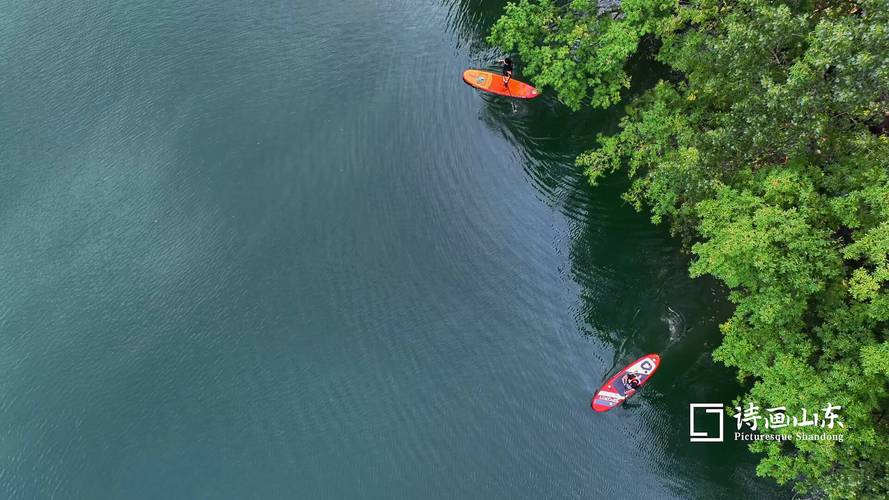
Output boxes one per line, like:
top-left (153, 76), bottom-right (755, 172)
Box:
top-left (490, 0), bottom-right (889, 497)
top-left (489, 0), bottom-right (673, 109)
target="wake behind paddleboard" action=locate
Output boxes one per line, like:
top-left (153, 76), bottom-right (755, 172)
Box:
top-left (591, 354), bottom-right (660, 412)
top-left (462, 69), bottom-right (540, 99)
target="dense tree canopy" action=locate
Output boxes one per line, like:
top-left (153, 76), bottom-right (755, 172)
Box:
top-left (490, 0), bottom-right (889, 497)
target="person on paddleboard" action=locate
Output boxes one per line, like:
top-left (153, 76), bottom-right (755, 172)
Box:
top-left (498, 57), bottom-right (514, 86)
top-left (622, 372), bottom-right (641, 392)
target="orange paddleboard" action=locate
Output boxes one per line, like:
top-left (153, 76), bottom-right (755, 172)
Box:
top-left (462, 69), bottom-right (540, 99)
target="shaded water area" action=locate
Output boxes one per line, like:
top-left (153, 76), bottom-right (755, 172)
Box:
top-left (1, 0), bottom-right (787, 498)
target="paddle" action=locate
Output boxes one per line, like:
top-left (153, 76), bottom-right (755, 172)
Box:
top-left (500, 70), bottom-right (517, 112)
top-left (497, 59), bottom-right (518, 112)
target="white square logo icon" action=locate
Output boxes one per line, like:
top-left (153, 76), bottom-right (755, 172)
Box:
top-left (690, 403), bottom-right (724, 442)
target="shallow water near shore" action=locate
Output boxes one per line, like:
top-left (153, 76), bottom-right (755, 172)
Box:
top-left (1, 0), bottom-right (787, 497)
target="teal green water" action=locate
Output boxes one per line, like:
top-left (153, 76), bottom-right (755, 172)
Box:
top-left (1, 0), bottom-right (786, 498)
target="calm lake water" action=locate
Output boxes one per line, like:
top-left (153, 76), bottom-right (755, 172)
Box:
top-left (2, 0), bottom-right (786, 498)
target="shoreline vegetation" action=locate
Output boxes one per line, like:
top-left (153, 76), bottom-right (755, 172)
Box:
top-left (488, 0), bottom-right (889, 497)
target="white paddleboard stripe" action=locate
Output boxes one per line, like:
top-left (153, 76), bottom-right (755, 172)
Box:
top-left (598, 391), bottom-right (624, 400)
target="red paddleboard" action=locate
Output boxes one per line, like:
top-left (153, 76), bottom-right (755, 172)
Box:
top-left (462, 69), bottom-right (540, 99)
top-left (591, 354), bottom-right (660, 412)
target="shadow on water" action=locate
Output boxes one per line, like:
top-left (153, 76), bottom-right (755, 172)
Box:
top-left (443, 1), bottom-right (791, 497)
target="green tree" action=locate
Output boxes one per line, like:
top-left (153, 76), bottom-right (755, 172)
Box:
top-left (490, 0), bottom-right (889, 497)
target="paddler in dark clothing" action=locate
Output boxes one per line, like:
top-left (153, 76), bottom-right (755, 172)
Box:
top-left (498, 57), bottom-right (514, 86)
top-left (622, 372), bottom-right (641, 392)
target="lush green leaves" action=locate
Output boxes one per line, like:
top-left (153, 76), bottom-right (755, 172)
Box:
top-left (488, 0), bottom-right (664, 109)
top-left (491, 0), bottom-right (889, 496)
